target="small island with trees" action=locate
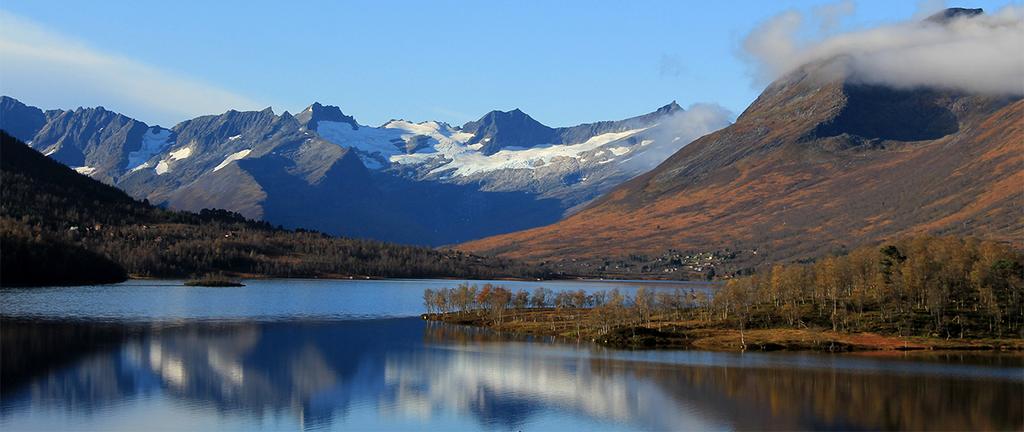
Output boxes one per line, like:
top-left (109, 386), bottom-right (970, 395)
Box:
top-left (423, 235), bottom-right (1024, 352)
top-left (183, 275), bottom-right (246, 287)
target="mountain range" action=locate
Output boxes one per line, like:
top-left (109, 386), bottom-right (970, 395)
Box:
top-left (0, 96), bottom-right (728, 246)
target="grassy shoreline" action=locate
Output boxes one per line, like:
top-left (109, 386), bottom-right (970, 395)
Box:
top-left (423, 308), bottom-right (1024, 352)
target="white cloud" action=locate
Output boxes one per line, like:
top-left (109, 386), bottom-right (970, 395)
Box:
top-left (618, 103), bottom-right (734, 171)
top-left (742, 3), bottom-right (1024, 95)
top-left (0, 10), bottom-right (265, 126)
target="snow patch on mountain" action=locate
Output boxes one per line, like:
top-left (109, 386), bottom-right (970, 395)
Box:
top-left (127, 127), bottom-right (173, 171)
top-left (73, 166), bottom-right (97, 175)
top-left (308, 102), bottom-right (736, 191)
top-left (421, 127), bottom-right (649, 177)
top-left (317, 120), bottom-right (406, 161)
top-left (169, 146), bottom-right (192, 160)
top-left (154, 161), bottom-right (171, 175)
top-left (316, 115), bottom-right (658, 179)
top-left (155, 144), bottom-right (194, 175)
top-left (357, 154), bottom-right (386, 169)
top-left (607, 146), bottom-right (631, 156)
top-left (212, 149), bottom-right (252, 172)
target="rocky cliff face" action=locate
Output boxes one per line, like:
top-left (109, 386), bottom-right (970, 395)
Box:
top-left (461, 108), bottom-right (559, 155)
top-left (0, 97), bottom-right (46, 143)
top-left (5, 97), bottom-right (164, 184)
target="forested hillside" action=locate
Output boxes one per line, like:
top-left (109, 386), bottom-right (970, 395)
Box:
top-left (0, 132), bottom-right (548, 285)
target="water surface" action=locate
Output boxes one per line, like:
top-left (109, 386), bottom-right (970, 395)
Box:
top-left (0, 278), bottom-right (712, 322)
top-left (1, 280), bottom-right (1020, 431)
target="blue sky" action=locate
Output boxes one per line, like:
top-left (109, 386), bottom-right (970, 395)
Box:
top-left (0, 0), bottom-right (1014, 127)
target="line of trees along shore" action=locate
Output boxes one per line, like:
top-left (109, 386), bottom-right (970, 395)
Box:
top-left (719, 236), bottom-right (1023, 338)
top-left (424, 282), bottom-right (708, 332)
top-left (425, 236), bottom-right (1024, 339)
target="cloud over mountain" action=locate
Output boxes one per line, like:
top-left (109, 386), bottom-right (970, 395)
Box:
top-left (742, 3), bottom-right (1024, 95)
top-left (619, 103), bottom-right (733, 171)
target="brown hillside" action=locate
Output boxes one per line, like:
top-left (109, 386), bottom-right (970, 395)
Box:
top-left (460, 62), bottom-right (1024, 265)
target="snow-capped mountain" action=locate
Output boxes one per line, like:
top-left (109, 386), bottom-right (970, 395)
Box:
top-left (0, 96), bottom-right (730, 245)
top-left (295, 100), bottom-right (730, 211)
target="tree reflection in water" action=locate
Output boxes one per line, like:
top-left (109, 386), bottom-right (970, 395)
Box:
top-left (2, 319), bottom-right (1021, 431)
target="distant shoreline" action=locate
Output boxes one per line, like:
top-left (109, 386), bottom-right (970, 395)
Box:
top-left (126, 275), bottom-right (720, 284)
top-left (1, 275), bottom-right (721, 288)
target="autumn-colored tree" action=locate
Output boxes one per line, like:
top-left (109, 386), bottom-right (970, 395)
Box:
top-left (513, 290), bottom-right (529, 310)
top-left (531, 287), bottom-right (550, 308)
top-left (489, 287), bottom-right (513, 327)
top-left (634, 287), bottom-right (654, 325)
top-left (711, 235), bottom-right (1022, 338)
top-left (570, 289), bottom-right (589, 308)
top-left (476, 284), bottom-right (493, 316)
top-left (423, 288), bottom-right (436, 314)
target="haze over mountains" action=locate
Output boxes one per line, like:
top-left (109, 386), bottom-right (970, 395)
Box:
top-left (0, 96), bottom-right (730, 245)
top-left (462, 8), bottom-right (1024, 266)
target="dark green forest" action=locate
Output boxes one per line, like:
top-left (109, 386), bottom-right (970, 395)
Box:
top-left (0, 132), bottom-right (549, 285)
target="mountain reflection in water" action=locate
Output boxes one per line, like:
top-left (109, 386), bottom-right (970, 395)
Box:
top-left (1, 318), bottom-right (1021, 431)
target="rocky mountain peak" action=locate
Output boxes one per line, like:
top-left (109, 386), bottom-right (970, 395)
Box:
top-left (655, 101), bottom-right (684, 115)
top-left (736, 53), bottom-right (1004, 148)
top-left (925, 7), bottom-right (983, 24)
top-left (462, 108), bottom-right (558, 155)
top-left (463, 109), bottom-right (545, 131)
top-left (296, 102), bottom-right (359, 131)
top-left (0, 96), bottom-right (46, 142)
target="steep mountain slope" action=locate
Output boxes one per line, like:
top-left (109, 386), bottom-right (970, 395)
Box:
top-left (1, 97), bottom-right (728, 245)
top-left (117, 107), bottom-right (310, 210)
top-left (0, 96), bottom-right (177, 185)
top-left (0, 97), bottom-right (46, 143)
top-left (460, 58), bottom-right (1023, 266)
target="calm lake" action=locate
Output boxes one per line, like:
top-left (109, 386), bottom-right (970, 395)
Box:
top-left (1, 279), bottom-right (1021, 431)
